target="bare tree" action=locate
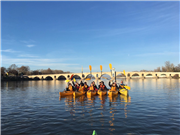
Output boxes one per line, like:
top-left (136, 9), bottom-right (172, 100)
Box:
top-left (7, 64), bottom-right (18, 76)
top-left (17, 66), bottom-right (30, 75)
top-left (162, 66), bottom-right (167, 72)
top-left (154, 67), bottom-right (161, 72)
top-left (1, 67), bottom-right (6, 75)
top-left (7, 64), bottom-right (18, 71)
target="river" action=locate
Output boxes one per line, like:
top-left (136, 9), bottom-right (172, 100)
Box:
top-left (1, 79), bottom-right (180, 135)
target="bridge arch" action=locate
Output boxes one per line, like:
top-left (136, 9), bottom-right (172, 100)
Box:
top-left (57, 75), bottom-right (66, 80)
top-left (45, 76), bottom-right (53, 80)
top-left (34, 76), bottom-right (40, 80)
top-left (72, 75), bottom-right (81, 79)
top-left (85, 74), bottom-right (95, 78)
top-left (132, 73), bottom-right (140, 77)
top-left (145, 74), bottom-right (153, 77)
top-left (172, 74), bottom-right (179, 78)
top-left (116, 73), bottom-right (125, 78)
top-left (160, 74), bottom-right (167, 77)
top-left (100, 74), bottom-right (111, 80)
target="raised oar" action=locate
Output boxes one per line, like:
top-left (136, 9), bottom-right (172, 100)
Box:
top-left (70, 74), bottom-right (74, 80)
top-left (65, 80), bottom-right (70, 82)
top-left (109, 63), bottom-right (112, 76)
top-left (123, 70), bottom-right (129, 89)
top-left (124, 86), bottom-right (131, 90)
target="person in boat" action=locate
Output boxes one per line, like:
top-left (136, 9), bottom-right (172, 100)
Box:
top-left (79, 79), bottom-right (84, 86)
top-left (65, 83), bottom-right (75, 91)
top-left (78, 83), bottom-right (85, 92)
top-left (92, 81), bottom-right (98, 89)
top-left (109, 82), bottom-right (117, 92)
top-left (72, 81), bottom-right (80, 91)
top-left (98, 82), bottom-right (102, 89)
top-left (84, 82), bottom-right (89, 91)
top-left (119, 81), bottom-right (125, 89)
top-left (99, 81), bottom-right (107, 91)
top-left (88, 83), bottom-right (98, 91)
top-left (109, 81), bottom-right (118, 89)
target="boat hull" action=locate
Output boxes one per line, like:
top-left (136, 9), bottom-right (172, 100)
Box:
top-left (59, 91), bottom-right (74, 97)
top-left (87, 91), bottom-right (97, 97)
top-left (73, 91), bottom-right (86, 97)
top-left (97, 90), bottom-right (107, 96)
top-left (119, 89), bottom-right (128, 96)
top-left (108, 91), bottom-right (118, 97)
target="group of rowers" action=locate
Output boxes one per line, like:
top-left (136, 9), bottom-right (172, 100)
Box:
top-left (65, 79), bottom-right (126, 92)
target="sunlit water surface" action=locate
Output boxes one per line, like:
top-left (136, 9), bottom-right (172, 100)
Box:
top-left (1, 79), bottom-right (180, 135)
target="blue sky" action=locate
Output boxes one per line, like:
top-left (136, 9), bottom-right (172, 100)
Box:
top-left (1, 1), bottom-right (179, 73)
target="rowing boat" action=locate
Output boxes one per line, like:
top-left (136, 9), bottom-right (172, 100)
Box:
top-left (59, 91), bottom-right (74, 97)
top-left (87, 90), bottom-right (97, 97)
top-left (97, 90), bottom-right (107, 96)
top-left (108, 90), bottom-right (118, 97)
top-left (119, 89), bottom-right (128, 96)
top-left (73, 91), bottom-right (86, 97)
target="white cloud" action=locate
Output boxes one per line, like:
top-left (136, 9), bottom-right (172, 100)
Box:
top-left (1, 56), bottom-right (79, 68)
top-left (1, 49), bottom-right (19, 53)
top-left (18, 54), bottom-right (38, 58)
top-left (26, 45), bottom-right (35, 48)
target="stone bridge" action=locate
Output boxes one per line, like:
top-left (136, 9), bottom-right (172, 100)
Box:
top-left (26, 72), bottom-right (180, 80)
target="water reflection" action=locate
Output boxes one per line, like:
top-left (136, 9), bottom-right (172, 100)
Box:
top-left (1, 79), bottom-right (180, 135)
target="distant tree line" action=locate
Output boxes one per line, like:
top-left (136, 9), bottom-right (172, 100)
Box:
top-left (1, 61), bottom-right (180, 77)
top-left (1, 64), bottom-right (70, 76)
top-left (133, 61), bottom-right (180, 72)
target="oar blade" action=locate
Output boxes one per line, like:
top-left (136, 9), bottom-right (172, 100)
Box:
top-left (70, 74), bottom-right (74, 80)
top-left (109, 63), bottom-right (112, 70)
top-left (123, 70), bottom-right (126, 76)
top-left (124, 86), bottom-right (131, 90)
top-left (100, 65), bottom-right (102, 71)
top-left (65, 80), bottom-right (70, 83)
top-left (89, 65), bottom-right (92, 71)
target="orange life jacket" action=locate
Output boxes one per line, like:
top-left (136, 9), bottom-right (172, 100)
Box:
top-left (100, 85), bottom-right (105, 90)
top-left (84, 85), bottom-right (88, 88)
top-left (69, 86), bottom-right (73, 91)
top-left (89, 86), bottom-right (94, 90)
top-left (79, 86), bottom-right (84, 91)
top-left (111, 86), bottom-right (117, 91)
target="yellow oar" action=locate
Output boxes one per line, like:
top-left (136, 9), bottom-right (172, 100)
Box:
top-left (124, 86), bottom-right (131, 90)
top-left (73, 78), bottom-right (76, 82)
top-left (65, 80), bottom-right (70, 82)
top-left (123, 70), bottom-right (126, 76)
top-left (109, 63), bottom-right (112, 70)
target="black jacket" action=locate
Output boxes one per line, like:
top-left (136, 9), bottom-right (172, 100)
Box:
top-left (66, 86), bottom-right (75, 91)
top-left (109, 81), bottom-right (119, 89)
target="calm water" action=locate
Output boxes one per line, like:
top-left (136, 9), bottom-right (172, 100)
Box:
top-left (1, 79), bottom-right (180, 135)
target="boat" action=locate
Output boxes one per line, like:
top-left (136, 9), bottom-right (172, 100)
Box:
top-left (108, 90), bottom-right (118, 97)
top-left (73, 91), bottom-right (86, 97)
top-left (85, 78), bottom-right (91, 80)
top-left (97, 90), bottom-right (107, 96)
top-left (119, 89), bottom-right (128, 96)
top-left (59, 91), bottom-right (74, 97)
top-left (87, 90), bottom-right (97, 97)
